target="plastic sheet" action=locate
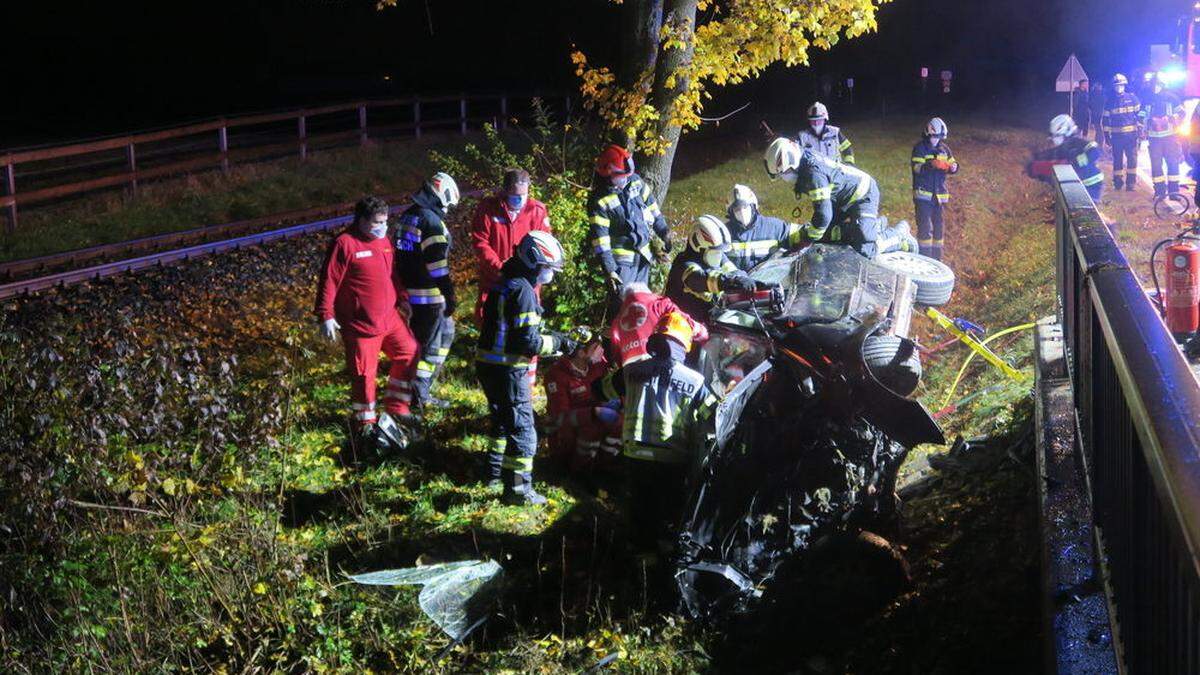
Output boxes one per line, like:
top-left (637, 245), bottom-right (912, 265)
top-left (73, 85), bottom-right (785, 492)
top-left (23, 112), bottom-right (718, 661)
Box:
top-left (348, 560), bottom-right (503, 640)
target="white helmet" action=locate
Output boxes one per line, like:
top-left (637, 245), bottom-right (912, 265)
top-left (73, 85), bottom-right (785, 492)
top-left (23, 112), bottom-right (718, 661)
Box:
top-left (1049, 114), bottom-right (1078, 138)
top-left (727, 184), bottom-right (759, 210)
top-left (807, 102), bottom-right (829, 121)
top-left (427, 172), bottom-right (460, 209)
top-left (1112, 73), bottom-right (1128, 87)
top-left (764, 137), bottom-right (803, 178)
top-left (689, 215), bottom-right (732, 252)
top-left (926, 117), bottom-right (948, 139)
top-left (515, 230), bottom-right (566, 271)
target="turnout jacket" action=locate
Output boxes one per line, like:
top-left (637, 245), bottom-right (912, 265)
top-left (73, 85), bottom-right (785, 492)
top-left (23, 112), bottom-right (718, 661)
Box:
top-left (726, 213), bottom-right (804, 272)
top-left (315, 229), bottom-right (401, 337)
top-left (1035, 136), bottom-right (1104, 189)
top-left (910, 139), bottom-right (959, 203)
top-left (664, 248), bottom-right (746, 321)
top-left (588, 173), bottom-right (670, 274)
top-left (1101, 91), bottom-right (1143, 138)
top-left (1143, 90), bottom-right (1184, 139)
top-left (600, 355), bottom-right (717, 464)
top-left (394, 188), bottom-right (454, 306)
top-left (794, 150), bottom-right (877, 240)
top-left (475, 260), bottom-right (561, 369)
top-left (798, 124), bottom-right (855, 165)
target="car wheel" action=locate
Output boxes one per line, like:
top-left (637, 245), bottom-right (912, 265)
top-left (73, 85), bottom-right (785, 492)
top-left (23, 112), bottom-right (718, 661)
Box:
top-left (875, 251), bottom-right (956, 306)
top-left (862, 334), bottom-right (922, 397)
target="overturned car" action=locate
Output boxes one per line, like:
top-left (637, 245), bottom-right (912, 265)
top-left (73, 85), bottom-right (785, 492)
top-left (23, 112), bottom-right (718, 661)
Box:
top-left (674, 244), bottom-right (950, 622)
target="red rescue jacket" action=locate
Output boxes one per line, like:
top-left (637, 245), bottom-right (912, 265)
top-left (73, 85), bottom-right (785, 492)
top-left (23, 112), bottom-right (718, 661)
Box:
top-left (546, 357), bottom-right (609, 418)
top-left (609, 287), bottom-right (707, 366)
top-left (470, 194), bottom-right (552, 292)
top-left (315, 229), bottom-right (402, 337)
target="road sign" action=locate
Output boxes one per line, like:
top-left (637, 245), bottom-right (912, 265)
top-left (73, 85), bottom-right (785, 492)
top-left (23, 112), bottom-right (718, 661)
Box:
top-left (1056, 54), bottom-right (1088, 92)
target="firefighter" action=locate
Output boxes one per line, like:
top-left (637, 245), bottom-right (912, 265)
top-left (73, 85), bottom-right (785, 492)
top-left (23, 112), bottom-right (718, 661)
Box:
top-left (545, 337), bottom-right (622, 472)
top-left (798, 102), bottom-right (855, 165)
top-left (610, 282), bottom-right (707, 367)
top-left (315, 196), bottom-right (420, 449)
top-left (588, 144), bottom-right (675, 316)
top-left (600, 312), bottom-right (718, 553)
top-left (394, 172), bottom-right (460, 409)
top-left (723, 184), bottom-right (805, 272)
top-left (664, 214), bottom-right (756, 322)
top-left (910, 117), bottom-right (959, 260)
top-left (476, 231), bottom-right (578, 505)
top-left (763, 136), bottom-right (883, 258)
top-left (470, 168), bottom-right (552, 388)
top-left (1101, 73), bottom-right (1142, 191)
top-left (1143, 75), bottom-right (1185, 197)
top-left (1037, 114), bottom-right (1105, 201)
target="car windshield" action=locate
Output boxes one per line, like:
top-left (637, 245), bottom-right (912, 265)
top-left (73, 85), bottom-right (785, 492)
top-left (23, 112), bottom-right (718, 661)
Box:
top-left (748, 244), bottom-right (900, 325)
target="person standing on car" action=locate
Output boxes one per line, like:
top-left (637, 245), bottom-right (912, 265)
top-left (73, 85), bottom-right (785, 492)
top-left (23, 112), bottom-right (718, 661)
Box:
top-left (910, 117), bottom-right (959, 260)
top-left (588, 144), bottom-right (675, 316)
top-left (476, 231), bottom-right (578, 505)
top-left (763, 137), bottom-right (883, 258)
top-left (665, 215), bottom-right (756, 322)
top-left (798, 102), bottom-right (855, 165)
top-left (315, 196), bottom-right (420, 448)
top-left (723, 184), bottom-right (805, 272)
top-left (394, 172), bottom-right (460, 409)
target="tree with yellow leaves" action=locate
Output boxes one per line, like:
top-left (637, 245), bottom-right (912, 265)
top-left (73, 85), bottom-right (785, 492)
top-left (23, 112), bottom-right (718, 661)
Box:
top-left (576, 0), bottom-right (890, 202)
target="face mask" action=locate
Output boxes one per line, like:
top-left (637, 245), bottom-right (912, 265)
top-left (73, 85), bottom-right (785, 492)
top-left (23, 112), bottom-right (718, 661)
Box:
top-left (506, 193), bottom-right (527, 211)
top-left (1051, 135), bottom-right (1065, 147)
top-left (732, 205), bottom-right (754, 226)
top-left (612, 175), bottom-right (630, 189)
top-left (363, 219), bottom-right (388, 239)
top-left (779, 170), bottom-right (799, 184)
top-left (703, 249), bottom-right (726, 267)
top-left (536, 267), bottom-right (555, 285)
top-left (1115, 85), bottom-right (1125, 94)
top-left (810, 121), bottom-right (825, 135)
top-left (929, 135), bottom-right (941, 146)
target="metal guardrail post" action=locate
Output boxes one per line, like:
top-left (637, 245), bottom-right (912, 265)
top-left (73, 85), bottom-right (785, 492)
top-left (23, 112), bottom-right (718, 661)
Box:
top-left (126, 143), bottom-right (138, 194)
top-left (3, 162), bottom-right (14, 233)
top-left (358, 104), bottom-right (368, 146)
top-left (218, 122), bottom-right (229, 172)
top-left (460, 95), bottom-right (468, 135)
top-left (414, 98), bottom-right (422, 139)
top-left (298, 114), bottom-right (308, 159)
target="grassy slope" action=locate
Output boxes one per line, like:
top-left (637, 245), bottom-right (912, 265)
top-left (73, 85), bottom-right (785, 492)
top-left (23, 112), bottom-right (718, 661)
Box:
top-left (2, 117), bottom-right (1057, 673)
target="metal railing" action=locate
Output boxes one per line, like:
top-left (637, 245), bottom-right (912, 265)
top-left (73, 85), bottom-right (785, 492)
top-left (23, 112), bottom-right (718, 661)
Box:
top-left (0, 93), bottom-right (565, 232)
top-left (1053, 164), bottom-right (1200, 673)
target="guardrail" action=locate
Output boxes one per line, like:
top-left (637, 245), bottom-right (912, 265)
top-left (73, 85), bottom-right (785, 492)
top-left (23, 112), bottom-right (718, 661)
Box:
top-left (0, 93), bottom-right (565, 233)
top-left (1053, 164), bottom-right (1200, 673)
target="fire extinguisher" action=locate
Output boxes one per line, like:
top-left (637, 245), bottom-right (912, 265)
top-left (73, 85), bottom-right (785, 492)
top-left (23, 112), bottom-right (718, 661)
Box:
top-left (1150, 226), bottom-right (1200, 340)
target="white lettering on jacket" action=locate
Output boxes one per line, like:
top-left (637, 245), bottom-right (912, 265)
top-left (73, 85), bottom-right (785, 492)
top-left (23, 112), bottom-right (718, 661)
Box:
top-left (354, 251), bottom-right (373, 259)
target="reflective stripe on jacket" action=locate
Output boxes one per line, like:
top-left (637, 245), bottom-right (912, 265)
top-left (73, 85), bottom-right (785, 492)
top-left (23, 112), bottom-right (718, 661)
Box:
top-left (588, 174), bottom-right (669, 274)
top-left (911, 138), bottom-right (959, 203)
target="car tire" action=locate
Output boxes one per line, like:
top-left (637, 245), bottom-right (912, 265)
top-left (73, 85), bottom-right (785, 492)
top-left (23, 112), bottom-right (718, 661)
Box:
top-left (875, 251), bottom-right (956, 306)
top-left (862, 334), bottom-right (922, 397)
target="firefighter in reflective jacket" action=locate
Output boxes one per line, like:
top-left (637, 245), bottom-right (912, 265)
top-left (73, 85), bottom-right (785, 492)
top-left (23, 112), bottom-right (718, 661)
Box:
top-left (545, 338), bottom-right (622, 471)
top-left (315, 196), bottom-right (420, 447)
top-left (1037, 115), bottom-right (1105, 201)
top-left (476, 231), bottom-right (578, 505)
top-left (798, 102), bottom-right (855, 165)
top-left (589, 144), bottom-right (674, 315)
top-left (665, 215), bottom-right (756, 322)
top-left (598, 312), bottom-right (718, 551)
top-left (610, 282), bottom-right (708, 367)
top-left (394, 173), bottom-right (460, 408)
top-left (723, 184), bottom-right (805, 272)
top-left (764, 137), bottom-right (883, 258)
top-left (911, 117), bottom-right (959, 260)
top-left (1143, 75), bottom-right (1185, 197)
top-left (1101, 73), bottom-right (1141, 191)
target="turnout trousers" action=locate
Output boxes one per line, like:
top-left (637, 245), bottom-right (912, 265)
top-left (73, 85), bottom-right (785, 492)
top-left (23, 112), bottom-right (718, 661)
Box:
top-left (408, 304), bottom-right (456, 405)
top-left (1148, 136), bottom-right (1183, 196)
top-left (476, 362), bottom-right (538, 492)
top-left (914, 198), bottom-right (945, 261)
top-left (1110, 133), bottom-right (1138, 189)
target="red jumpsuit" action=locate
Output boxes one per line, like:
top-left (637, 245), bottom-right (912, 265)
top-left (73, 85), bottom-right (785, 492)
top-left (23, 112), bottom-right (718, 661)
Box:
top-left (609, 287), bottom-right (708, 366)
top-left (545, 356), bottom-right (622, 470)
top-left (315, 229), bottom-right (419, 428)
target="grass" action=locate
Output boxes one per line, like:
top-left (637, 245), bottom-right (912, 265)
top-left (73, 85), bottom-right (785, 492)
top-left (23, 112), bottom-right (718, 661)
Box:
top-left (1, 116), bottom-right (1056, 672)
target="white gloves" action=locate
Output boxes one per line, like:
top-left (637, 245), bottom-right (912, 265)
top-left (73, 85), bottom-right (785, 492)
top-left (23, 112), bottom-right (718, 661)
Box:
top-left (320, 318), bottom-right (341, 343)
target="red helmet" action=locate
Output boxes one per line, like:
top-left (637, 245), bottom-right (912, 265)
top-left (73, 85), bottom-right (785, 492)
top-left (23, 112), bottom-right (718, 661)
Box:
top-left (595, 144), bottom-right (634, 178)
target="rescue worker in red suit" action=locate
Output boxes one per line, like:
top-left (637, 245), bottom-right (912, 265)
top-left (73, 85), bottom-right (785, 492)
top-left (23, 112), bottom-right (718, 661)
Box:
top-left (315, 196), bottom-right (419, 448)
top-left (610, 282), bottom-right (707, 367)
top-left (545, 337), bottom-right (622, 472)
top-left (471, 168), bottom-right (552, 388)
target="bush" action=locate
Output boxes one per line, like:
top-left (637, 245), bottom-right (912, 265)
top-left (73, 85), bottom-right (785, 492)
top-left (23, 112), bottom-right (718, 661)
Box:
top-left (430, 100), bottom-right (609, 329)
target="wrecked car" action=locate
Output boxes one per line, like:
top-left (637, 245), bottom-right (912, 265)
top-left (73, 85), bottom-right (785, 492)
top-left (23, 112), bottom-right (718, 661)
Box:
top-left (674, 243), bottom-right (949, 622)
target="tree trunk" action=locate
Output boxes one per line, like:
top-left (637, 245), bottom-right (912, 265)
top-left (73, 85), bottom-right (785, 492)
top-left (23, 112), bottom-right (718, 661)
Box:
top-left (619, 0), bottom-right (663, 90)
top-left (638, 0), bottom-right (698, 206)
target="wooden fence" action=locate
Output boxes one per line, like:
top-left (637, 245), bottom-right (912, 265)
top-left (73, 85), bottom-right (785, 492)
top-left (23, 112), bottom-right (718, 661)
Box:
top-left (0, 93), bottom-right (566, 232)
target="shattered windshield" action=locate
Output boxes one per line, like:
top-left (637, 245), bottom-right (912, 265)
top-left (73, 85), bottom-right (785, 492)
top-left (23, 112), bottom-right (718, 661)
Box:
top-left (746, 244), bottom-right (901, 326)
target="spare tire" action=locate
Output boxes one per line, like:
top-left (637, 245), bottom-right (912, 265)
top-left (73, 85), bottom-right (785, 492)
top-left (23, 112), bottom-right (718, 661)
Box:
top-left (862, 334), bottom-right (922, 397)
top-left (875, 252), bottom-right (956, 306)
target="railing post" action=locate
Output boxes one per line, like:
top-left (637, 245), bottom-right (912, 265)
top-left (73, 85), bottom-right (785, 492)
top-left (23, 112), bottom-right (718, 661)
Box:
top-left (218, 121), bottom-right (229, 172)
top-left (413, 98), bottom-right (422, 139)
top-left (126, 142), bottom-right (138, 194)
top-left (358, 103), bottom-right (368, 146)
top-left (460, 95), bottom-right (468, 135)
top-left (3, 162), bottom-right (15, 234)
top-left (499, 96), bottom-right (508, 131)
top-left (298, 113), bottom-right (308, 159)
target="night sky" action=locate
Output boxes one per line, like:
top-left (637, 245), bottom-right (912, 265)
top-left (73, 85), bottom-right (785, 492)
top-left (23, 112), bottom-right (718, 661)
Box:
top-left (5, 0), bottom-right (1193, 146)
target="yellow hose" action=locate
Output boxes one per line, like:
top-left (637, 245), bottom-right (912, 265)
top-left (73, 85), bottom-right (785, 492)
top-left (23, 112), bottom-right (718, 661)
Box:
top-left (938, 321), bottom-right (1037, 411)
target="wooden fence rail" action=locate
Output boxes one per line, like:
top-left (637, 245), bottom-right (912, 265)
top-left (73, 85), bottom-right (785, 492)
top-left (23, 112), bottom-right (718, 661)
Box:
top-left (0, 92), bottom-right (566, 232)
